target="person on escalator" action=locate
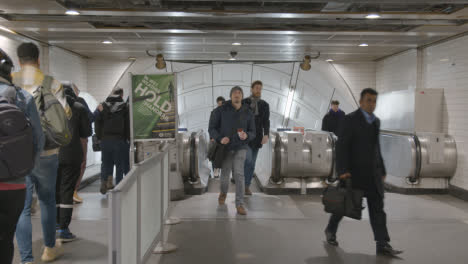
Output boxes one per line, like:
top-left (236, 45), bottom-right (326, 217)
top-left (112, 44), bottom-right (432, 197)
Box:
top-left (208, 86), bottom-right (255, 215)
top-left (210, 96), bottom-right (226, 178)
top-left (322, 100), bottom-right (345, 135)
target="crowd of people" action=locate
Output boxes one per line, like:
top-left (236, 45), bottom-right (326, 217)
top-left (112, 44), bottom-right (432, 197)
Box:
top-left (208, 82), bottom-right (402, 256)
top-left (0, 41), bottom-right (402, 263)
top-left (0, 43), bottom-right (130, 264)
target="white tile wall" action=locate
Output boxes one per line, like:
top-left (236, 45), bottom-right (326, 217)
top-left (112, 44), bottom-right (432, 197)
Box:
top-left (87, 59), bottom-right (132, 102)
top-left (333, 62), bottom-right (376, 105)
top-left (49, 47), bottom-right (88, 91)
top-left (377, 36), bottom-right (468, 191)
top-left (376, 49), bottom-right (417, 93)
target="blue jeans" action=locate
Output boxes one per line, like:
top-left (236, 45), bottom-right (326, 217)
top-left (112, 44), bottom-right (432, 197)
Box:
top-left (101, 139), bottom-right (129, 185)
top-left (244, 147), bottom-right (260, 187)
top-left (16, 154), bottom-right (58, 263)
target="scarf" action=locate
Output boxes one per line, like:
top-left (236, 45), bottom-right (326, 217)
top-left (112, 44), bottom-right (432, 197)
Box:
top-left (249, 95), bottom-right (261, 116)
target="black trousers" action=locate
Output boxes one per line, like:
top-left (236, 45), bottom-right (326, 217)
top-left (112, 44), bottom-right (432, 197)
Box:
top-left (0, 188), bottom-right (26, 264)
top-left (56, 163), bottom-right (81, 229)
top-left (326, 188), bottom-right (390, 243)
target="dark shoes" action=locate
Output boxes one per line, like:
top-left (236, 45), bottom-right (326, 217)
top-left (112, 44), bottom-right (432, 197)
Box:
top-left (100, 180), bottom-right (108, 195)
top-left (245, 187), bottom-right (252, 196)
top-left (377, 243), bottom-right (403, 256)
top-left (324, 229), bottom-right (338, 246)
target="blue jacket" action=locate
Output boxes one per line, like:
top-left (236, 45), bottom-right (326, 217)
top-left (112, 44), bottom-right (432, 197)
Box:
top-left (0, 79), bottom-right (45, 183)
top-left (208, 101), bottom-right (256, 151)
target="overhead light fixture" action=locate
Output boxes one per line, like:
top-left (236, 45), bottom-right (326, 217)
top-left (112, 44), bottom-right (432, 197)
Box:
top-left (440, 58), bottom-right (449, 62)
top-left (232, 42), bottom-right (242, 46)
top-left (0, 25), bottom-right (16, 34)
top-left (155, 54), bottom-right (166, 69)
top-left (359, 43), bottom-right (369, 47)
top-left (65, 10), bottom-right (80, 15)
top-left (300, 55), bottom-right (311, 71)
top-left (326, 59), bottom-right (334, 62)
top-left (102, 40), bottom-right (113, 44)
top-left (366, 14), bottom-right (381, 19)
top-left (128, 57), bottom-right (137, 60)
top-left (229, 58), bottom-right (236, 61)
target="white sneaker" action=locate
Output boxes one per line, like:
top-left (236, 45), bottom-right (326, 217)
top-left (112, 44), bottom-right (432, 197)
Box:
top-left (41, 244), bottom-right (63, 262)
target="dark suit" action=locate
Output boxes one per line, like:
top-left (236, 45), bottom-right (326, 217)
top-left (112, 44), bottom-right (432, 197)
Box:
top-left (326, 109), bottom-right (390, 243)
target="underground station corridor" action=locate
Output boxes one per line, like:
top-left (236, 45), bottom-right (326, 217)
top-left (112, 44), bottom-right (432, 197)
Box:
top-left (1, 1), bottom-right (468, 264)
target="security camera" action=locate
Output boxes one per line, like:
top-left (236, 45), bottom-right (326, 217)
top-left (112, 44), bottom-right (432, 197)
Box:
top-left (230, 51), bottom-right (238, 58)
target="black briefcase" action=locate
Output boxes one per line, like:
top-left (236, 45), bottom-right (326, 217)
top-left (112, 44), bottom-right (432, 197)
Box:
top-left (322, 179), bottom-right (364, 220)
top-left (92, 134), bottom-right (101, 152)
top-left (208, 142), bottom-right (227, 168)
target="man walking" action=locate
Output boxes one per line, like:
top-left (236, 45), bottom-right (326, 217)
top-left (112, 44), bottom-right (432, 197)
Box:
top-left (95, 88), bottom-right (130, 194)
top-left (13, 42), bottom-right (71, 263)
top-left (322, 100), bottom-right (345, 135)
top-left (243, 81), bottom-right (270, 195)
top-left (209, 86), bottom-right (255, 215)
top-left (324, 88), bottom-right (403, 257)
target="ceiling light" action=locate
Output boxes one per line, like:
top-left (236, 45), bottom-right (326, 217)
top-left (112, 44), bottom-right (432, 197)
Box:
top-left (440, 58), bottom-right (449, 62)
top-left (366, 14), bottom-right (381, 19)
top-left (0, 25), bottom-right (15, 34)
top-left (65, 10), bottom-right (80, 15)
top-left (232, 42), bottom-right (242, 46)
top-left (102, 40), bottom-right (113, 44)
top-left (229, 57), bottom-right (236, 61)
top-left (128, 57), bottom-right (137, 60)
top-left (359, 43), bottom-right (369, 47)
top-left (326, 59), bottom-right (334, 62)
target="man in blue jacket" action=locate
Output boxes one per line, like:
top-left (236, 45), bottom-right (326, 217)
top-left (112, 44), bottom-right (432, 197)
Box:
top-left (209, 86), bottom-right (255, 215)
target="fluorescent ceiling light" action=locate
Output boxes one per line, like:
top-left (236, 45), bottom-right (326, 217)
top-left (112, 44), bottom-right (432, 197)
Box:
top-left (326, 59), bottom-right (334, 62)
top-left (366, 14), bottom-right (381, 19)
top-left (128, 57), bottom-right (137, 60)
top-left (229, 58), bottom-right (236, 61)
top-left (0, 25), bottom-right (16, 34)
top-left (102, 40), bottom-right (113, 44)
top-left (65, 10), bottom-right (80, 15)
top-left (232, 42), bottom-right (242, 46)
top-left (440, 58), bottom-right (449, 62)
top-left (359, 43), bottom-right (369, 47)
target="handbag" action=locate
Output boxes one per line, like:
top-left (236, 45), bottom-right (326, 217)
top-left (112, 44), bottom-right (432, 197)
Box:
top-left (208, 110), bottom-right (246, 168)
top-left (92, 134), bottom-right (101, 152)
top-left (322, 178), bottom-right (364, 220)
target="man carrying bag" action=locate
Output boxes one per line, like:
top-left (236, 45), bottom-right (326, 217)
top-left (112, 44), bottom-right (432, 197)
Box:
top-left (323, 88), bottom-right (403, 257)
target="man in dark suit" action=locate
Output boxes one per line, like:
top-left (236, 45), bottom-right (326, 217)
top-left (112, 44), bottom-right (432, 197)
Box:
top-left (324, 88), bottom-right (403, 257)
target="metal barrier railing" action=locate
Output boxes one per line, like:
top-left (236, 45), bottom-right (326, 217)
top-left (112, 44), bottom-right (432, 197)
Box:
top-left (108, 150), bottom-right (171, 264)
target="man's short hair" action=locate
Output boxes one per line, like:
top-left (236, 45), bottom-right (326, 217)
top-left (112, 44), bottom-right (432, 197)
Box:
top-left (251, 80), bottom-right (263, 89)
top-left (113, 88), bottom-right (124, 97)
top-left (230, 86), bottom-right (244, 98)
top-left (216, 96), bottom-right (225, 103)
top-left (17, 42), bottom-right (40, 64)
top-left (331, 100), bottom-right (340, 105)
top-left (360, 88), bottom-right (378, 100)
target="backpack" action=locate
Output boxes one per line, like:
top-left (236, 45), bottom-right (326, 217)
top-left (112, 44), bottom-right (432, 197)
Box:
top-left (0, 85), bottom-right (35, 181)
top-left (34, 76), bottom-right (72, 150)
top-left (102, 102), bottom-right (126, 138)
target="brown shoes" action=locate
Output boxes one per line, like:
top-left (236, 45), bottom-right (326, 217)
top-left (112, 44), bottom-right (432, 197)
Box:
top-left (245, 187), bottom-right (252, 196)
top-left (236, 205), bottom-right (247, 215)
top-left (218, 193), bottom-right (227, 205)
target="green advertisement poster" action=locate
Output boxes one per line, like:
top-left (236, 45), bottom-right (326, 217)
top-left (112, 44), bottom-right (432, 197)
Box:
top-left (132, 74), bottom-right (176, 140)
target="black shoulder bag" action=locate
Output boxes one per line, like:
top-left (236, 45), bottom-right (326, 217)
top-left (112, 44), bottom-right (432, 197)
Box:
top-left (322, 178), bottom-right (364, 220)
top-left (208, 110), bottom-right (245, 168)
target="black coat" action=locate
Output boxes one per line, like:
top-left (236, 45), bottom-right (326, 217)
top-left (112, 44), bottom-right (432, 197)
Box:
top-left (336, 109), bottom-right (386, 196)
top-left (242, 98), bottom-right (270, 149)
top-left (208, 101), bottom-right (256, 151)
top-left (322, 109), bottom-right (345, 135)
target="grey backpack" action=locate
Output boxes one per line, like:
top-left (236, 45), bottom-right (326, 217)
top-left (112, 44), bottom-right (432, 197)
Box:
top-left (0, 85), bottom-right (35, 181)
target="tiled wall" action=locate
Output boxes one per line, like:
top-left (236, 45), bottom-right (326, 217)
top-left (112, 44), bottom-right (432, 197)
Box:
top-left (86, 59), bottom-right (132, 103)
top-left (376, 49), bottom-right (417, 93)
top-left (333, 62), bottom-right (377, 107)
top-left (376, 36), bottom-right (468, 191)
top-left (49, 47), bottom-right (88, 91)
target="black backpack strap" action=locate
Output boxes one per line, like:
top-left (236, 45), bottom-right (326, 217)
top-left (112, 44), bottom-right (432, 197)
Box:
top-left (0, 85), bottom-right (18, 104)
